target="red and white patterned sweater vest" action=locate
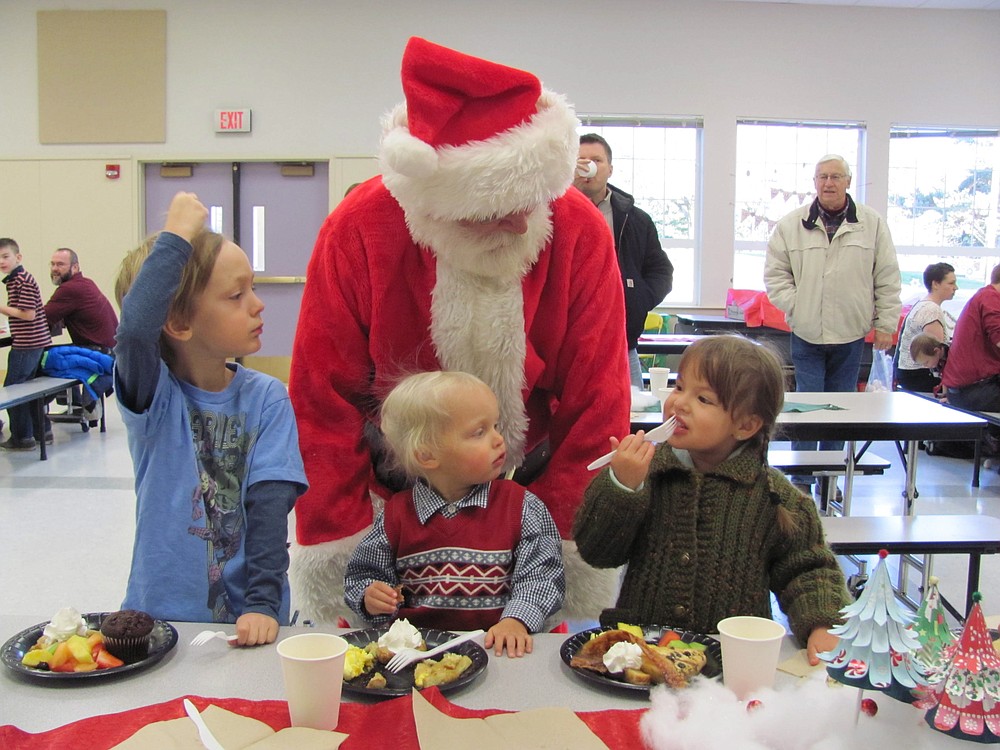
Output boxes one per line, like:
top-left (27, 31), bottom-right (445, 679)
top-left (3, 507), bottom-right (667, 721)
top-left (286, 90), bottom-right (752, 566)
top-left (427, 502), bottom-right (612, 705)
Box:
top-left (383, 480), bottom-right (524, 631)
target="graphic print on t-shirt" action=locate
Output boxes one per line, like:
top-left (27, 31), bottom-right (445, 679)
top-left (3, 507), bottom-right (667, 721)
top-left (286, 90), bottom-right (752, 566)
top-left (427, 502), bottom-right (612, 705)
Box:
top-left (186, 407), bottom-right (259, 621)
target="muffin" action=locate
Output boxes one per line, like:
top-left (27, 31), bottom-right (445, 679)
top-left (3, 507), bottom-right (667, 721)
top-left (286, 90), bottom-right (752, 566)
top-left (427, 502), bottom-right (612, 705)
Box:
top-left (100, 609), bottom-right (154, 663)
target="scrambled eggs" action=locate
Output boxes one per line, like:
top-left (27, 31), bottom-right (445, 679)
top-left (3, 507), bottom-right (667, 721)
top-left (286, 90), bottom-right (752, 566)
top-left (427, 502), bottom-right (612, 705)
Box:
top-left (343, 644), bottom-right (376, 680)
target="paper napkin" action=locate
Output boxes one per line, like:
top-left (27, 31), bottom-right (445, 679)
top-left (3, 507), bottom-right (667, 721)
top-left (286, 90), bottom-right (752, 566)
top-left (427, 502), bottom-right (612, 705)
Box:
top-left (776, 649), bottom-right (825, 678)
top-left (112, 703), bottom-right (347, 749)
top-left (411, 688), bottom-right (609, 750)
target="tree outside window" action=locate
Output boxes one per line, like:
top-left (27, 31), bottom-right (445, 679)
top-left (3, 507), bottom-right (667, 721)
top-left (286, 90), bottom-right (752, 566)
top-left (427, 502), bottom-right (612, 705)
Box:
top-left (733, 120), bottom-right (864, 290)
top-left (888, 127), bottom-right (1000, 315)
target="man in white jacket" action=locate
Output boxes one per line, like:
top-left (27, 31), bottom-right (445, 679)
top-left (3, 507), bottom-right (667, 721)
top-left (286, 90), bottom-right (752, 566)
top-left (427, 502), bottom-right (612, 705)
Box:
top-left (764, 154), bottom-right (901, 496)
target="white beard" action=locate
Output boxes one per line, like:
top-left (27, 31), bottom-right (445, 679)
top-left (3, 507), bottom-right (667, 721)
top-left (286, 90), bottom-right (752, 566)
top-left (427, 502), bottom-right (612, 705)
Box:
top-left (406, 205), bottom-right (551, 279)
top-left (408, 207), bottom-right (552, 471)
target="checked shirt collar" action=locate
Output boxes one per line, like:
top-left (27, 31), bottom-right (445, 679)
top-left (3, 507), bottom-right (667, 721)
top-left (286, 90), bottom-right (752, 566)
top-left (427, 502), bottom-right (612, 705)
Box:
top-left (411, 480), bottom-right (491, 523)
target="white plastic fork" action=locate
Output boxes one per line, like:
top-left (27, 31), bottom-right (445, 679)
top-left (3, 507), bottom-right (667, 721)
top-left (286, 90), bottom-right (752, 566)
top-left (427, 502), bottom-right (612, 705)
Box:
top-left (189, 629), bottom-right (238, 646)
top-left (586, 416), bottom-right (677, 471)
top-left (384, 629), bottom-right (485, 673)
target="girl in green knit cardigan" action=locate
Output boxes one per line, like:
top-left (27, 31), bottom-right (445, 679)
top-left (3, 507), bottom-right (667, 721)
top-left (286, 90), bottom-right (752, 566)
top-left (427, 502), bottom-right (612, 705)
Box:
top-left (573, 335), bottom-right (849, 666)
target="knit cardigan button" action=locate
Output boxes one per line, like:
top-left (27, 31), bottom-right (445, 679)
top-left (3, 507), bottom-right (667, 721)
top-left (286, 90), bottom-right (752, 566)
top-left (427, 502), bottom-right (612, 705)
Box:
top-left (680, 552), bottom-right (691, 564)
top-left (672, 605), bottom-right (687, 619)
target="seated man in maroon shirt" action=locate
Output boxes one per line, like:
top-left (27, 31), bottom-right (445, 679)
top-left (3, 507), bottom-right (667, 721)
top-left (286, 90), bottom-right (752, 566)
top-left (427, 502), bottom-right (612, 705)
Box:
top-left (43, 247), bottom-right (118, 354)
top-left (43, 247), bottom-right (118, 419)
top-left (941, 263), bottom-right (1000, 412)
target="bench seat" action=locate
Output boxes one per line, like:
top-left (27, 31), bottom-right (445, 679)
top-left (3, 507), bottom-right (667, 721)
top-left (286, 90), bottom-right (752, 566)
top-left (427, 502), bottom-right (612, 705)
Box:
top-left (0, 376), bottom-right (79, 460)
top-left (768, 449), bottom-right (891, 516)
top-left (767, 449), bottom-right (890, 475)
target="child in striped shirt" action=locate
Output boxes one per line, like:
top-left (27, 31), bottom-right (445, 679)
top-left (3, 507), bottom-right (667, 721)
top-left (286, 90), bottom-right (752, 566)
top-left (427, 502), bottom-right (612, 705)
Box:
top-left (1, 238), bottom-right (53, 450)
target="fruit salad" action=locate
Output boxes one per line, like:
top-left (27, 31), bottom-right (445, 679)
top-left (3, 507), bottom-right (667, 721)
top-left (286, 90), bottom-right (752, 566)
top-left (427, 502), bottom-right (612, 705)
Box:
top-left (21, 607), bottom-right (125, 672)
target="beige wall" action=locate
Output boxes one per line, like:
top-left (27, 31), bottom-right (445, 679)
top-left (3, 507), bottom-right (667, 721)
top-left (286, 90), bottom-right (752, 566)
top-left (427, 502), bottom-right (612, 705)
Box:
top-left (0, 159), bottom-right (137, 336)
top-left (1, 1), bottom-right (998, 309)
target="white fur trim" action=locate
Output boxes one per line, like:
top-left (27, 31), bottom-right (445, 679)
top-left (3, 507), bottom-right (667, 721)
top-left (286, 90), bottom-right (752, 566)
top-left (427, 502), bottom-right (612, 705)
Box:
top-left (380, 124), bottom-right (439, 180)
top-left (431, 262), bottom-right (529, 471)
top-left (289, 527), bottom-right (371, 625)
top-left (380, 90), bottom-right (579, 221)
top-left (561, 540), bottom-right (620, 621)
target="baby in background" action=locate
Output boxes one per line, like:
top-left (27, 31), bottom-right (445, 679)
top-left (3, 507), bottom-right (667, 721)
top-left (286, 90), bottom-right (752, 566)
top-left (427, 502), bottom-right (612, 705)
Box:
top-left (910, 333), bottom-right (949, 400)
top-left (910, 333), bottom-right (949, 376)
top-left (344, 371), bottom-right (565, 657)
top-left (574, 335), bottom-right (850, 665)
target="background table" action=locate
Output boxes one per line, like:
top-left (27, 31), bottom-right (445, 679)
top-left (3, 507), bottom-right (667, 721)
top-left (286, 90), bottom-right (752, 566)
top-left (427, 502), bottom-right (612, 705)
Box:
top-left (632, 391), bottom-right (986, 512)
top-left (670, 313), bottom-right (891, 385)
top-left (823, 514), bottom-right (1000, 617)
top-left (635, 333), bottom-right (706, 355)
top-left (777, 391), bottom-right (986, 515)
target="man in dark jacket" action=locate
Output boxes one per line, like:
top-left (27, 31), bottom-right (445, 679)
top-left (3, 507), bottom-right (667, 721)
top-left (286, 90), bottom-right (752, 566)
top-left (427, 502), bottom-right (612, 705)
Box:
top-left (575, 134), bottom-right (673, 387)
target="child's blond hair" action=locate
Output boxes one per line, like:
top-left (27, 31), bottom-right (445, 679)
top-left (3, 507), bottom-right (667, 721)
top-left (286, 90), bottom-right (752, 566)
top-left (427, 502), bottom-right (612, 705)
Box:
top-left (114, 228), bottom-right (224, 365)
top-left (380, 371), bottom-right (490, 480)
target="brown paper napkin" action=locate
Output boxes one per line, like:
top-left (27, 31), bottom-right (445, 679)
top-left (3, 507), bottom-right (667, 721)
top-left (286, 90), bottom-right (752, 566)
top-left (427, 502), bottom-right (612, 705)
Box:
top-left (112, 703), bottom-right (347, 749)
top-left (411, 688), bottom-right (609, 750)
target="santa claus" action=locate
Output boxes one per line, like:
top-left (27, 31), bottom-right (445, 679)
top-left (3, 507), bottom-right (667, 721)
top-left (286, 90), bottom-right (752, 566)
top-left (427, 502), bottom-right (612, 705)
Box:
top-left (289, 37), bottom-right (629, 625)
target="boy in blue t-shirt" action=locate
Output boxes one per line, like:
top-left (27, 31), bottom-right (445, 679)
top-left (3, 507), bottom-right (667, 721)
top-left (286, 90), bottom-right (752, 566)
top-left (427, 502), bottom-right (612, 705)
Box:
top-left (114, 192), bottom-right (307, 646)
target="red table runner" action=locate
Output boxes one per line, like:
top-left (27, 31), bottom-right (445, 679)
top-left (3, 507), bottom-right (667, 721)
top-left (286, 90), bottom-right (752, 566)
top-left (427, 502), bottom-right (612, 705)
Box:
top-left (0, 690), bottom-right (646, 749)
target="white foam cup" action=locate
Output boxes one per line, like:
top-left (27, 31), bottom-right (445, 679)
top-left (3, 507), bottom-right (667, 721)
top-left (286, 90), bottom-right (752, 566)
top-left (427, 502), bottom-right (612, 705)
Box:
top-left (277, 633), bottom-right (349, 730)
top-left (648, 367), bottom-right (671, 396)
top-left (576, 161), bottom-right (597, 178)
top-left (716, 616), bottom-right (785, 700)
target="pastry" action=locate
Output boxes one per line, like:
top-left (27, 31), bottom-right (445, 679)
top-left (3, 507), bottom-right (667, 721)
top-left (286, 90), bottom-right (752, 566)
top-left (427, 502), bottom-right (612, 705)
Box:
top-left (571, 629), bottom-right (692, 688)
top-left (413, 652), bottom-right (473, 688)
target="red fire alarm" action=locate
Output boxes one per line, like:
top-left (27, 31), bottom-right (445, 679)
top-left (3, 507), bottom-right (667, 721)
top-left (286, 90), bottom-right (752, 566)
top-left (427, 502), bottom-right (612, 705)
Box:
top-left (105, 164), bottom-right (120, 180)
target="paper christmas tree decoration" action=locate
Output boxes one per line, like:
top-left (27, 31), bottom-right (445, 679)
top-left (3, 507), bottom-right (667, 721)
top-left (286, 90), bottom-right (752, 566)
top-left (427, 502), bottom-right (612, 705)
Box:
top-left (912, 575), bottom-right (956, 670)
top-left (916, 593), bottom-right (1000, 743)
top-left (820, 549), bottom-right (926, 703)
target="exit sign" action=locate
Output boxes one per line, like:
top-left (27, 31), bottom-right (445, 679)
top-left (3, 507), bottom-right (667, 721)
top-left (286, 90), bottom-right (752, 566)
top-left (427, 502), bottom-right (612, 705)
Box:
top-left (215, 109), bottom-right (252, 133)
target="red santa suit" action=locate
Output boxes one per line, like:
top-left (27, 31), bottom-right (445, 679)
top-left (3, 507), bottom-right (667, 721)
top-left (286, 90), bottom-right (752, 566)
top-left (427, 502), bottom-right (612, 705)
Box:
top-left (289, 37), bottom-right (629, 624)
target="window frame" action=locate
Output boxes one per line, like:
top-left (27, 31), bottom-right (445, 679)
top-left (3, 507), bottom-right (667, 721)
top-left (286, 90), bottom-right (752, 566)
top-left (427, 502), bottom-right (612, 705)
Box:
top-left (577, 115), bottom-right (704, 306)
top-left (732, 118), bottom-right (867, 291)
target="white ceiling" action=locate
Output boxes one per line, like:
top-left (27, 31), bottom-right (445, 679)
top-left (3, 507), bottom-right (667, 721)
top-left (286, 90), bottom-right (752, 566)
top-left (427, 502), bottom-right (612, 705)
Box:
top-left (726, 0), bottom-right (1000, 8)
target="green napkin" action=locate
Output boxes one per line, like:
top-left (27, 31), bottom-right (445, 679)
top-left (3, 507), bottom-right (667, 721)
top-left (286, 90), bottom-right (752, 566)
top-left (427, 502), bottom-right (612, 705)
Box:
top-left (782, 402), bottom-right (847, 413)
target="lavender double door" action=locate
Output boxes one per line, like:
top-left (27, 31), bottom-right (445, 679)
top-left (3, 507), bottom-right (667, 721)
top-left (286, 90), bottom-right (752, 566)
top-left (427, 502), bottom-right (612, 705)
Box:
top-left (143, 161), bottom-right (330, 357)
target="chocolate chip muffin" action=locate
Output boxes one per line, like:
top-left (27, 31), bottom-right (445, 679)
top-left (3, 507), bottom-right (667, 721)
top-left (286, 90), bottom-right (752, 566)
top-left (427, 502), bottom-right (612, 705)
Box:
top-left (100, 609), bottom-right (154, 663)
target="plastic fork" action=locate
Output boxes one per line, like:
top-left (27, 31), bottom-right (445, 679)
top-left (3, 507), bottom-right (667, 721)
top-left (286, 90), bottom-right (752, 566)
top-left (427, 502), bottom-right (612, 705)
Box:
top-left (189, 629), bottom-right (238, 646)
top-left (384, 629), bottom-right (485, 673)
top-left (586, 416), bottom-right (677, 471)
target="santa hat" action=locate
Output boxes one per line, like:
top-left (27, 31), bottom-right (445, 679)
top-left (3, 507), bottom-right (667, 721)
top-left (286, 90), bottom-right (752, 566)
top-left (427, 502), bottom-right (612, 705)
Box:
top-left (380, 37), bottom-right (579, 222)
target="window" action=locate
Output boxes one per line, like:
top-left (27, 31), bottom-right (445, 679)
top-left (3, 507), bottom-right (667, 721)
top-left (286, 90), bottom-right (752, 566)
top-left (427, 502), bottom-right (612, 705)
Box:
top-left (733, 120), bottom-right (865, 290)
top-left (888, 126), bottom-right (1000, 314)
top-left (577, 117), bottom-right (702, 305)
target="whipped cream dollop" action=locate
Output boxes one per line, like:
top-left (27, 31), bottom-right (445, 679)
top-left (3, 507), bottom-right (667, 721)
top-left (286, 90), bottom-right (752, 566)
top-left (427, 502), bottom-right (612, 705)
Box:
top-left (603, 641), bottom-right (643, 673)
top-left (42, 607), bottom-right (89, 642)
top-left (378, 618), bottom-right (422, 652)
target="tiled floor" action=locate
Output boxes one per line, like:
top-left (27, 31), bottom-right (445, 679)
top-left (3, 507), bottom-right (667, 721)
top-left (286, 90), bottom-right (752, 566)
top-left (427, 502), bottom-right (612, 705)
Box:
top-left (3, 407), bottom-right (1000, 629)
